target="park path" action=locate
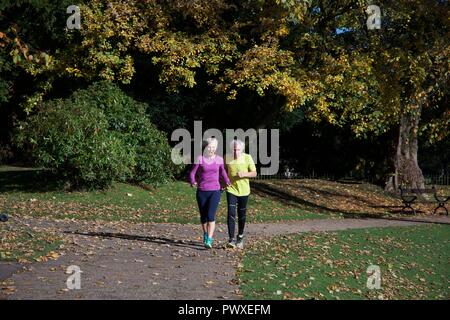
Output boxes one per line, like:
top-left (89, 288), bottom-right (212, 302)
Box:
top-left (1, 216), bottom-right (447, 300)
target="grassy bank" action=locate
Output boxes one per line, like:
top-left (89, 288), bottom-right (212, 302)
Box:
top-left (238, 225), bottom-right (450, 300)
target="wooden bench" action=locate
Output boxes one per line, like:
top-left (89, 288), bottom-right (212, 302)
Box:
top-left (399, 186), bottom-right (449, 215)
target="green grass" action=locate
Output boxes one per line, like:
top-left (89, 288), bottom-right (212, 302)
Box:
top-left (0, 223), bottom-right (63, 262)
top-left (0, 166), bottom-right (329, 223)
top-left (238, 225), bottom-right (450, 300)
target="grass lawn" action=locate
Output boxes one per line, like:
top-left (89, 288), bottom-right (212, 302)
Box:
top-left (0, 222), bottom-right (63, 263)
top-left (238, 225), bottom-right (450, 300)
top-left (251, 179), bottom-right (450, 217)
top-left (2, 166), bottom-right (448, 265)
top-left (0, 166), bottom-right (333, 262)
top-left (0, 166), bottom-right (332, 224)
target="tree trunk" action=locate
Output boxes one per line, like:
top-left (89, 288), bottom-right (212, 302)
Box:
top-left (385, 104), bottom-right (425, 192)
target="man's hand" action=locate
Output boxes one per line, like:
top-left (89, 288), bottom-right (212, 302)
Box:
top-left (191, 183), bottom-right (198, 188)
top-left (237, 172), bottom-right (247, 178)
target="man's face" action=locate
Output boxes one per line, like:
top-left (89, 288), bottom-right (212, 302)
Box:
top-left (233, 144), bottom-right (242, 158)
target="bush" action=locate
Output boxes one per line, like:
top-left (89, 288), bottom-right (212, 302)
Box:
top-left (70, 81), bottom-right (182, 184)
top-left (15, 81), bottom-right (183, 189)
top-left (15, 101), bottom-right (134, 189)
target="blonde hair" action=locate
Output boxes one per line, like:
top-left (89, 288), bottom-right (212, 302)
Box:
top-left (206, 137), bottom-right (218, 147)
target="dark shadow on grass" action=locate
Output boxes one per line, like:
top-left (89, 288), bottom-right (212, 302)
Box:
top-left (260, 180), bottom-right (396, 209)
top-left (64, 230), bottom-right (207, 251)
top-left (368, 205), bottom-right (425, 215)
top-left (0, 168), bottom-right (62, 193)
top-left (251, 181), bottom-right (449, 223)
top-left (254, 180), bottom-right (429, 215)
top-left (252, 181), bottom-right (352, 215)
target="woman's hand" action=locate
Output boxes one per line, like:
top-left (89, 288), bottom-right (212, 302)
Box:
top-left (191, 183), bottom-right (198, 188)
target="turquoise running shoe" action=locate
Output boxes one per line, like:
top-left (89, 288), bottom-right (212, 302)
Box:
top-left (203, 232), bottom-right (208, 245)
top-left (205, 237), bottom-right (213, 249)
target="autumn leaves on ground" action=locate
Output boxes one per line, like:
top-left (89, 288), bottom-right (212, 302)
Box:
top-left (239, 225), bottom-right (449, 300)
top-left (1, 166), bottom-right (449, 299)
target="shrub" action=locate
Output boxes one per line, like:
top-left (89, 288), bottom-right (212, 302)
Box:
top-left (70, 81), bottom-right (182, 184)
top-left (15, 101), bottom-right (135, 189)
top-left (15, 81), bottom-right (183, 188)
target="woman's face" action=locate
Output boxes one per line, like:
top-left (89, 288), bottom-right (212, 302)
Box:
top-left (233, 143), bottom-right (243, 158)
top-left (206, 142), bottom-right (217, 156)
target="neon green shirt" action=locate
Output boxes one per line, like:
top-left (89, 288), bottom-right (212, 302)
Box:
top-left (225, 153), bottom-right (256, 196)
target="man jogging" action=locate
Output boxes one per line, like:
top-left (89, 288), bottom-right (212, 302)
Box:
top-left (225, 139), bottom-right (257, 249)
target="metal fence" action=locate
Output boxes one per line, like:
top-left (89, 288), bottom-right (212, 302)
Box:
top-left (423, 174), bottom-right (450, 186)
top-left (255, 172), bottom-right (351, 182)
top-left (255, 172), bottom-right (450, 185)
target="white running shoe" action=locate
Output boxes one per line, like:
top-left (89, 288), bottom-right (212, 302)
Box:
top-left (236, 235), bottom-right (244, 249)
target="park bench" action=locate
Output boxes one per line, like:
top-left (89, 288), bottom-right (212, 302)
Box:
top-left (399, 186), bottom-right (449, 215)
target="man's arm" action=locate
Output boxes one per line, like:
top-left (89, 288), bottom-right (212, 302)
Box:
top-left (238, 171), bottom-right (257, 178)
top-left (237, 154), bottom-right (257, 178)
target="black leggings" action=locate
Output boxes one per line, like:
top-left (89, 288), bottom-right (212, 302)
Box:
top-left (196, 190), bottom-right (221, 223)
top-left (226, 192), bottom-right (249, 240)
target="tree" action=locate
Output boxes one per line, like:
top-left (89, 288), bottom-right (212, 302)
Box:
top-left (279, 0), bottom-right (448, 190)
top-left (2, 0), bottom-right (447, 189)
top-left (365, 0), bottom-right (449, 190)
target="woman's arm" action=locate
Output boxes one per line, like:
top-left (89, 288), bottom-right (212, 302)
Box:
top-left (219, 162), bottom-right (231, 186)
top-left (189, 163), bottom-right (200, 186)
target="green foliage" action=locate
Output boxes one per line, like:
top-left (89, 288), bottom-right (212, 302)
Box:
top-left (2, 0), bottom-right (448, 183)
top-left (4, 0), bottom-right (447, 139)
top-left (15, 100), bottom-right (134, 189)
top-left (70, 81), bottom-right (182, 184)
top-left (15, 81), bottom-right (182, 188)
top-left (0, 0), bottom-right (80, 112)
top-left (145, 94), bottom-right (194, 133)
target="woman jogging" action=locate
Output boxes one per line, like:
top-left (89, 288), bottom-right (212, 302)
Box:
top-left (189, 137), bottom-right (231, 249)
top-left (225, 139), bottom-right (257, 249)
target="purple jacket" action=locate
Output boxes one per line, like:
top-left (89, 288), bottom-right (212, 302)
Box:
top-left (189, 155), bottom-right (231, 191)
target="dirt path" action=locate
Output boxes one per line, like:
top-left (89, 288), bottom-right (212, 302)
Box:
top-left (1, 216), bottom-right (445, 300)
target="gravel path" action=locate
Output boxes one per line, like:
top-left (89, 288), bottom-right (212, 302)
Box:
top-left (2, 216), bottom-right (445, 300)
